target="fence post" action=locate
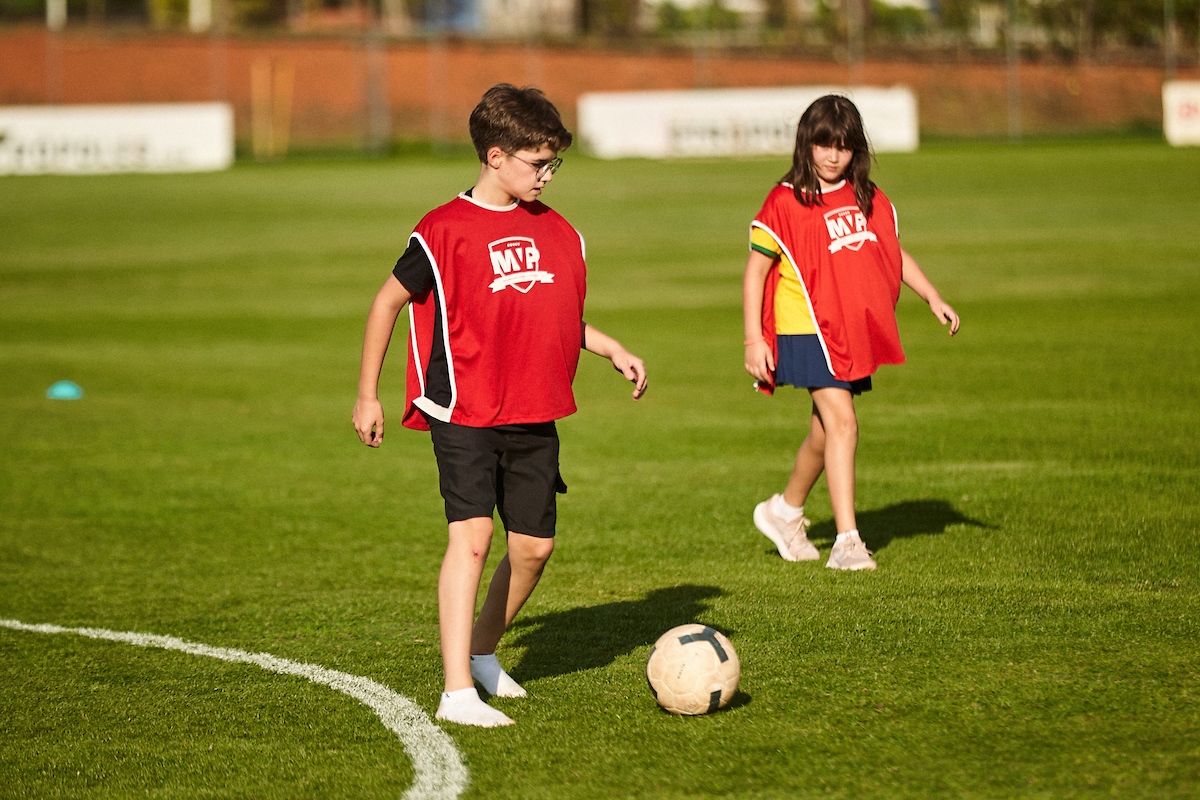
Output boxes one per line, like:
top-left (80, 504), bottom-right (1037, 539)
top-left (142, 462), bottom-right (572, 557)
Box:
top-left (1005, 0), bottom-right (1022, 140)
top-left (190, 0), bottom-right (212, 32)
top-left (364, 1), bottom-right (391, 155)
top-left (47, 0), bottom-right (66, 29)
top-left (847, 0), bottom-right (864, 86)
top-left (1164, 0), bottom-right (1177, 81)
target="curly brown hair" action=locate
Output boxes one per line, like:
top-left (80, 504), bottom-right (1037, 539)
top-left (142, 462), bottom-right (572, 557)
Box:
top-left (780, 95), bottom-right (876, 218)
top-left (468, 84), bottom-right (573, 162)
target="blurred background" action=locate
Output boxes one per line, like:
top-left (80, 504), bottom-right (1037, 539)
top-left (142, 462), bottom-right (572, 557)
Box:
top-left (2, 0), bottom-right (1198, 154)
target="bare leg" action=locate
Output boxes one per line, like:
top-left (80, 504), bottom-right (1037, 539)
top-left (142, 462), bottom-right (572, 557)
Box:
top-left (471, 532), bottom-right (555, 655)
top-left (809, 387), bottom-right (859, 534)
top-left (783, 400), bottom-right (826, 509)
top-left (438, 516), bottom-right (494, 693)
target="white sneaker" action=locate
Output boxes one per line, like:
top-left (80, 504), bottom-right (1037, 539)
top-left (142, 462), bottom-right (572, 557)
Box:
top-left (753, 495), bottom-right (819, 561)
top-left (435, 687), bottom-right (515, 728)
top-left (826, 533), bottom-right (877, 571)
top-left (470, 653), bottom-right (526, 698)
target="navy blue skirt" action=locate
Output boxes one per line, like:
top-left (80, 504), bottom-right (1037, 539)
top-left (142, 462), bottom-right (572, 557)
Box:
top-left (775, 334), bottom-right (872, 395)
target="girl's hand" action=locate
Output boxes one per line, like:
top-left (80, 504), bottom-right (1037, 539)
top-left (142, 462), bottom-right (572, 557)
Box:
top-left (900, 248), bottom-right (960, 336)
top-left (744, 340), bottom-right (775, 384)
top-left (930, 299), bottom-right (961, 336)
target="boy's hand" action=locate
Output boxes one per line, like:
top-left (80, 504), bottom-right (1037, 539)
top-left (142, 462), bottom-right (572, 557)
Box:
top-left (930, 299), bottom-right (961, 336)
top-left (581, 323), bottom-right (646, 399)
top-left (611, 350), bottom-right (648, 400)
top-left (744, 340), bottom-right (775, 384)
top-left (353, 398), bottom-right (386, 447)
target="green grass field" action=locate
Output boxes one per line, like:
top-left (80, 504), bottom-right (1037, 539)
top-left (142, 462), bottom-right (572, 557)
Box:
top-left (2, 141), bottom-right (1199, 798)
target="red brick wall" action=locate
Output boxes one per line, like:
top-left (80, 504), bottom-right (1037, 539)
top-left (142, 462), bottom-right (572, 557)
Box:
top-left (2, 25), bottom-right (1193, 146)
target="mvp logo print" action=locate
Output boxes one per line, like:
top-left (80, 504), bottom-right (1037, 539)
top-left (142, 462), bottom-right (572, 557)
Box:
top-left (488, 236), bottom-right (555, 294)
top-left (824, 206), bottom-right (877, 253)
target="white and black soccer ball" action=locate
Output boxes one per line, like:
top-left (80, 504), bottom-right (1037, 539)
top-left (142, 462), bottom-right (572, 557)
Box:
top-left (646, 623), bottom-right (740, 715)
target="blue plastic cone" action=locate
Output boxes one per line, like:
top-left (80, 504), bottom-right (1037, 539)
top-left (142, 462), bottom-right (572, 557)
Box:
top-left (46, 380), bottom-right (84, 400)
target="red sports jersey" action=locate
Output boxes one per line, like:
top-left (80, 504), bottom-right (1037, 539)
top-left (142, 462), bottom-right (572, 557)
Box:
top-left (401, 194), bottom-right (587, 430)
top-left (753, 182), bottom-right (905, 384)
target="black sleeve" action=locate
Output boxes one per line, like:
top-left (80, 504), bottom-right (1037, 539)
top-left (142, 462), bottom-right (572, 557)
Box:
top-left (392, 238), bottom-right (435, 296)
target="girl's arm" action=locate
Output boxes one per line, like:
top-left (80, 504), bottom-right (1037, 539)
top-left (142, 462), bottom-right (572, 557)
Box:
top-left (582, 323), bottom-right (648, 400)
top-left (353, 275), bottom-right (414, 447)
top-left (901, 248), bottom-right (960, 336)
top-left (743, 249), bottom-right (777, 383)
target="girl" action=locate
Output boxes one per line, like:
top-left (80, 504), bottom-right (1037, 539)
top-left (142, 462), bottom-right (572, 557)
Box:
top-left (742, 94), bottom-right (959, 571)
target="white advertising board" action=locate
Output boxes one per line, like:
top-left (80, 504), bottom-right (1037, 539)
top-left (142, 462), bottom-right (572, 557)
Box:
top-left (578, 86), bottom-right (918, 159)
top-left (1163, 81), bottom-right (1200, 146)
top-left (0, 103), bottom-right (234, 175)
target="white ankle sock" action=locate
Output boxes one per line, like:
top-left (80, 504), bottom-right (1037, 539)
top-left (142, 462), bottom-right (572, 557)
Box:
top-left (435, 687), bottom-right (514, 728)
top-left (772, 495), bottom-right (804, 521)
top-left (836, 529), bottom-right (860, 544)
top-left (470, 653), bottom-right (527, 698)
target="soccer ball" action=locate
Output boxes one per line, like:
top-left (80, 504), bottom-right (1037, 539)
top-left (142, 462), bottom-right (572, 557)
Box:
top-left (646, 624), bottom-right (740, 715)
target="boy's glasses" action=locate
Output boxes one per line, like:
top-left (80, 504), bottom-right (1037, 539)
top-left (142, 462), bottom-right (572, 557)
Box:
top-left (507, 152), bottom-right (563, 179)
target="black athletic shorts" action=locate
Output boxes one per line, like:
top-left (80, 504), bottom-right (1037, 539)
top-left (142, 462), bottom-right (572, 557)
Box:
top-left (426, 418), bottom-right (567, 538)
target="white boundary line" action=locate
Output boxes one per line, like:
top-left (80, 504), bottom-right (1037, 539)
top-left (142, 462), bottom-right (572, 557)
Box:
top-left (1, 618), bottom-right (468, 800)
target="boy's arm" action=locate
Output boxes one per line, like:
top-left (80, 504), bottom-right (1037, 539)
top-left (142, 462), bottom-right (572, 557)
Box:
top-left (353, 275), bottom-right (414, 447)
top-left (742, 249), bottom-right (777, 383)
top-left (900, 248), bottom-right (960, 336)
top-left (582, 323), bottom-right (648, 400)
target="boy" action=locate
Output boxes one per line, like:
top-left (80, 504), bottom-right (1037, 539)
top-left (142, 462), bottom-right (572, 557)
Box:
top-left (352, 84), bottom-right (647, 728)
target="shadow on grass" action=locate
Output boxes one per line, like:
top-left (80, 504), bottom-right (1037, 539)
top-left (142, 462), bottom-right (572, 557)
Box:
top-left (807, 498), bottom-right (993, 552)
top-left (506, 584), bottom-right (724, 683)
top-left (648, 689), bottom-right (754, 717)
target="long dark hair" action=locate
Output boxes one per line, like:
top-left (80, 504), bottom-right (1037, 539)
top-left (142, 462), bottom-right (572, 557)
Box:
top-left (780, 95), bottom-right (876, 218)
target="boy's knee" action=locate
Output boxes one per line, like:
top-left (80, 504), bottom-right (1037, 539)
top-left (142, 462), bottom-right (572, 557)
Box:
top-left (511, 534), bottom-right (555, 566)
top-left (528, 537), bottom-right (556, 564)
top-left (449, 517), bottom-right (495, 557)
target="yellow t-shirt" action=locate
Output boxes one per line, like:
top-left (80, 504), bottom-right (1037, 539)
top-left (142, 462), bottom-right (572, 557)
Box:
top-left (750, 226), bottom-right (816, 335)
